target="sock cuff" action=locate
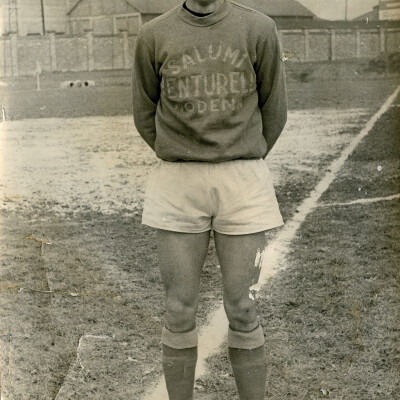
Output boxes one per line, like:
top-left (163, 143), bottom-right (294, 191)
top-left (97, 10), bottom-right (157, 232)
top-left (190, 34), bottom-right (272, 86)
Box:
top-left (162, 326), bottom-right (198, 349)
top-left (228, 324), bottom-right (265, 349)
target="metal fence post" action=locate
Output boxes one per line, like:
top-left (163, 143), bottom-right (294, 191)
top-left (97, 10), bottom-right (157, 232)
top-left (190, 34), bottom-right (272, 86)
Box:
top-left (304, 28), bottom-right (309, 61)
top-left (87, 30), bottom-right (94, 71)
top-left (379, 26), bottom-right (386, 53)
top-left (330, 29), bottom-right (336, 61)
top-left (122, 30), bottom-right (130, 69)
top-left (49, 32), bottom-right (57, 71)
top-left (355, 28), bottom-right (361, 59)
top-left (10, 33), bottom-right (19, 77)
top-left (379, 26), bottom-right (389, 73)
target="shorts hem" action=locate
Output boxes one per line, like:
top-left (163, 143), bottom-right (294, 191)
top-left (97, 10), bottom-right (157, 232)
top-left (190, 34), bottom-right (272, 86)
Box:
top-left (142, 218), bottom-right (284, 235)
top-left (213, 221), bottom-right (284, 235)
top-left (142, 219), bottom-right (212, 234)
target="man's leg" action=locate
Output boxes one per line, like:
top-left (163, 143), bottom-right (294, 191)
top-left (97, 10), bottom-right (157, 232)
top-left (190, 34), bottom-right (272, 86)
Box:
top-left (157, 229), bottom-right (210, 400)
top-left (214, 231), bottom-right (267, 400)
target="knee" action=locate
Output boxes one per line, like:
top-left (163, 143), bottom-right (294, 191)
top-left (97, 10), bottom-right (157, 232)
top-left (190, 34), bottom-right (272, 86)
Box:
top-left (224, 297), bottom-right (258, 332)
top-left (165, 297), bottom-right (198, 332)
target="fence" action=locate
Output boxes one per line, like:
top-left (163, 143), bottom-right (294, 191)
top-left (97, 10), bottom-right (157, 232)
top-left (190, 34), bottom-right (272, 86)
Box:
top-left (279, 26), bottom-right (399, 62)
top-left (0, 30), bottom-right (135, 77)
top-left (1, 24), bottom-right (399, 77)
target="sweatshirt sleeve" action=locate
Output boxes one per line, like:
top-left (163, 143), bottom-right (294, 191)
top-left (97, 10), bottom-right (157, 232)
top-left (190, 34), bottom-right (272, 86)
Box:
top-left (255, 21), bottom-right (288, 157)
top-left (132, 27), bottom-right (160, 150)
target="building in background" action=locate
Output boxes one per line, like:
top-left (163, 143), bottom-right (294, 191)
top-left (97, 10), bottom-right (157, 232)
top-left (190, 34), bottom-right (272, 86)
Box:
top-left (1, 0), bottom-right (68, 36)
top-left (67, 0), bottom-right (181, 35)
top-left (1, 0), bottom-right (314, 36)
top-left (68, 0), bottom-right (314, 35)
top-left (355, 0), bottom-right (400, 21)
top-left (379, 0), bottom-right (400, 20)
top-left (1, 0), bottom-right (20, 35)
top-left (239, 0), bottom-right (314, 22)
top-left (1, 0), bottom-right (399, 77)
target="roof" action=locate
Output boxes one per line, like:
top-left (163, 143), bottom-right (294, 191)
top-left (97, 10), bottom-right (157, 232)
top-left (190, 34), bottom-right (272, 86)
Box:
top-left (126, 0), bottom-right (182, 14)
top-left (68, 0), bottom-right (314, 18)
top-left (353, 8), bottom-right (379, 21)
top-left (67, 0), bottom-right (182, 15)
top-left (236, 0), bottom-right (314, 17)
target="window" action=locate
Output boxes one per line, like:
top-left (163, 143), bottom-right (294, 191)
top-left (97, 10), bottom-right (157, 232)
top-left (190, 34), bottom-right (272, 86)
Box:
top-left (93, 16), bottom-right (113, 35)
top-left (70, 18), bottom-right (90, 35)
top-left (115, 14), bottom-right (140, 34)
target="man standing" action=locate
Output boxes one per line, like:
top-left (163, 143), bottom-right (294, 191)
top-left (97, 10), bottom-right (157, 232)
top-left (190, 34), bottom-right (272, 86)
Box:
top-left (132, 0), bottom-right (287, 398)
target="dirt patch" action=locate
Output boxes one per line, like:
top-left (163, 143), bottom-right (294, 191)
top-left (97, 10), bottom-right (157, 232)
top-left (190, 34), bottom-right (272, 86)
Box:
top-left (0, 109), bottom-right (366, 218)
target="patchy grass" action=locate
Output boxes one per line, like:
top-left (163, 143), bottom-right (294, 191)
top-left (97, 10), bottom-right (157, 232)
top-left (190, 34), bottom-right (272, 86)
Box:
top-left (321, 104), bottom-right (400, 204)
top-left (0, 72), bottom-right (398, 399)
top-left (0, 210), bottom-right (223, 399)
top-left (198, 98), bottom-right (400, 399)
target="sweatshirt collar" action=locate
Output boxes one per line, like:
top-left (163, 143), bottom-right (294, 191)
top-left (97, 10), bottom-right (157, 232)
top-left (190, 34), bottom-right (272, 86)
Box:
top-left (178, 0), bottom-right (232, 27)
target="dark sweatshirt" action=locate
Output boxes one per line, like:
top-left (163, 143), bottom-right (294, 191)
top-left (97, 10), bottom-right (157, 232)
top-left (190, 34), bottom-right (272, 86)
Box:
top-left (132, 0), bottom-right (287, 162)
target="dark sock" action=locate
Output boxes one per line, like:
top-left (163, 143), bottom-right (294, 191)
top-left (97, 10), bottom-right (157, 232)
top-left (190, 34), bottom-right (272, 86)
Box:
top-left (228, 345), bottom-right (267, 400)
top-left (162, 344), bottom-right (198, 400)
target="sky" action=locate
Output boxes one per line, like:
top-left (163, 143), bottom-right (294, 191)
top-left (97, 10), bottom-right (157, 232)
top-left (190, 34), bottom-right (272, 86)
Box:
top-left (296, 0), bottom-right (380, 20)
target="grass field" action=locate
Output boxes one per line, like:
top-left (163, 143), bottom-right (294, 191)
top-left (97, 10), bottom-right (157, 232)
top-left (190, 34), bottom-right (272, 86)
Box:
top-left (0, 64), bottom-right (399, 399)
top-left (198, 95), bottom-right (400, 400)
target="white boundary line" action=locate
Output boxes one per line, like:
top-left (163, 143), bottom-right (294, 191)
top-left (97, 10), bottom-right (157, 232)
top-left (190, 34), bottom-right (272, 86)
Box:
top-left (142, 85), bottom-right (400, 400)
top-left (320, 193), bottom-right (400, 208)
top-left (53, 335), bottom-right (111, 400)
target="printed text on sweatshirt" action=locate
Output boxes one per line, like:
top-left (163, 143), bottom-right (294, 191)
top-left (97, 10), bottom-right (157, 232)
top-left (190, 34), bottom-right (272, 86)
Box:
top-left (132, 0), bottom-right (287, 162)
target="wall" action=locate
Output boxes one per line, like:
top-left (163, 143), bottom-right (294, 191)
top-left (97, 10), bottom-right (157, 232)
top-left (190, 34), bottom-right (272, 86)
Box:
top-left (1, 26), bottom-right (399, 77)
top-left (280, 27), bottom-right (399, 62)
top-left (0, 31), bottom-right (134, 77)
top-left (56, 36), bottom-right (89, 71)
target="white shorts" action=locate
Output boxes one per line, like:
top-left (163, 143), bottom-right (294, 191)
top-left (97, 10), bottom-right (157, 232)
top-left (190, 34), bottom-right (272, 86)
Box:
top-left (142, 158), bottom-right (283, 235)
